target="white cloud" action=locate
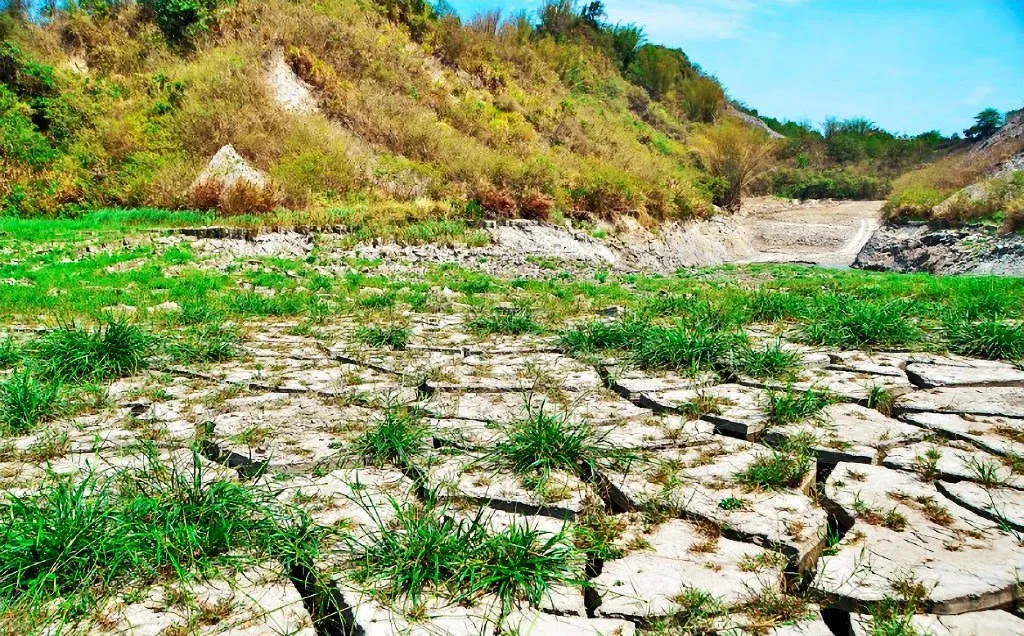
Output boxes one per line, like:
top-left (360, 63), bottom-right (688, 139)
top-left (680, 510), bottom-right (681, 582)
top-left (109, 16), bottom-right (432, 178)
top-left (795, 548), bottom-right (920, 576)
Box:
top-left (601, 0), bottom-right (806, 43)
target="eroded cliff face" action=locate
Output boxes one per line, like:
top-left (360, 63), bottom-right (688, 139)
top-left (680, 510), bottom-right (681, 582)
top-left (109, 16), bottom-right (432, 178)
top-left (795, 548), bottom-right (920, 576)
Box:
top-left (854, 221), bottom-right (1024, 276)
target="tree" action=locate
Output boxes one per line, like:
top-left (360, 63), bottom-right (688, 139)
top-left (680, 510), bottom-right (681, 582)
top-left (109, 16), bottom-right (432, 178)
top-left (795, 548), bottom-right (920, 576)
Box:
top-left (693, 121), bottom-right (779, 212)
top-left (609, 23), bottom-right (645, 69)
top-left (963, 108), bottom-right (1003, 141)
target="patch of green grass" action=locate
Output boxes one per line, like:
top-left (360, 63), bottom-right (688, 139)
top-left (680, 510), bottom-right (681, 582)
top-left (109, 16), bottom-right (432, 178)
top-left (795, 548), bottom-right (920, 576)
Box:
top-left (945, 317), bottom-right (1024, 361)
top-left (482, 406), bottom-right (637, 490)
top-left (226, 291), bottom-right (310, 317)
top-left (631, 322), bottom-right (746, 374)
top-left (736, 436), bottom-right (816, 491)
top-left (469, 307), bottom-right (543, 335)
top-left (31, 318), bottom-right (152, 383)
top-left (717, 497), bottom-right (746, 511)
top-left (343, 495), bottom-right (582, 611)
top-left (165, 322), bottom-right (241, 364)
top-left (801, 298), bottom-right (921, 349)
top-left (355, 325), bottom-right (411, 350)
top-left (733, 340), bottom-right (802, 379)
top-left (765, 385), bottom-right (834, 426)
top-left (353, 405), bottom-right (430, 468)
top-left (357, 292), bottom-right (398, 310)
top-left (0, 449), bottom-right (327, 627)
top-left (558, 317), bottom-right (647, 354)
top-left (0, 370), bottom-right (62, 434)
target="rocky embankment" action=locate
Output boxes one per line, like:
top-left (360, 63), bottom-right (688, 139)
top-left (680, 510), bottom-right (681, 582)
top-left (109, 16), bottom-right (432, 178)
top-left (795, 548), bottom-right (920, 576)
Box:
top-left (854, 222), bottom-right (1024, 276)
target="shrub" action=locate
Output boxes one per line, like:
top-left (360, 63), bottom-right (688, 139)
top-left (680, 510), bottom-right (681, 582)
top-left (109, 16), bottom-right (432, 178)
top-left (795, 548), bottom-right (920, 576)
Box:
top-left (772, 168), bottom-right (891, 201)
top-left (693, 121), bottom-right (778, 211)
top-left (679, 75), bottom-right (724, 123)
top-left (140, 0), bottom-right (226, 44)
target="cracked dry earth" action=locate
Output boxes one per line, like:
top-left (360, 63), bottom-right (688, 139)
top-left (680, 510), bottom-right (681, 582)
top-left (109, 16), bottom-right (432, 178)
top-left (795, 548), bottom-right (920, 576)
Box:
top-left (6, 313), bottom-right (1024, 635)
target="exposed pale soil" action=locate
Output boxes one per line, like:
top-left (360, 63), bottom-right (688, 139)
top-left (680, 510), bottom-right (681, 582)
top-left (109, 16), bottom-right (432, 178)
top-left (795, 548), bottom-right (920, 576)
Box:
top-left (8, 299), bottom-right (1024, 634)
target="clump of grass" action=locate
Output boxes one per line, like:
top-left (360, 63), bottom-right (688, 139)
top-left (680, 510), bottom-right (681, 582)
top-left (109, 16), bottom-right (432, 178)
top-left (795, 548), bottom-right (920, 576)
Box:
top-left (765, 385), bottom-right (834, 426)
top-left (945, 317), bottom-right (1024, 361)
top-left (353, 405), bottom-right (430, 468)
top-left (32, 318), bottom-right (152, 383)
top-left (737, 436), bottom-right (815, 491)
top-left (558, 317), bottom-right (648, 354)
top-left (482, 406), bottom-right (637, 490)
top-left (743, 290), bottom-right (806, 323)
top-left (0, 337), bottom-right (19, 369)
top-left (469, 307), bottom-right (543, 335)
top-left (631, 322), bottom-right (746, 374)
top-left (355, 325), bottom-right (411, 350)
top-left (676, 392), bottom-right (727, 420)
top-left (166, 323), bottom-right (241, 364)
top-left (866, 384), bottom-right (896, 417)
top-left (343, 496), bottom-right (582, 612)
top-left (0, 370), bottom-right (62, 434)
top-left (801, 298), bottom-right (920, 349)
top-left (0, 449), bottom-right (327, 627)
top-left (733, 340), bottom-right (802, 379)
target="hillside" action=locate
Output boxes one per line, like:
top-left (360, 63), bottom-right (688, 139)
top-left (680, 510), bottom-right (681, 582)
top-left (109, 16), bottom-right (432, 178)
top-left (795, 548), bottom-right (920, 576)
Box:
top-left (0, 0), bottom-right (961, 226)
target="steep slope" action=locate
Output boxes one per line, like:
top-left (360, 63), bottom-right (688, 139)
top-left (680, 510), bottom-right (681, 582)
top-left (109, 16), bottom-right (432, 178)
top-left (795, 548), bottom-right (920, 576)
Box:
top-left (1, 0), bottom-right (777, 221)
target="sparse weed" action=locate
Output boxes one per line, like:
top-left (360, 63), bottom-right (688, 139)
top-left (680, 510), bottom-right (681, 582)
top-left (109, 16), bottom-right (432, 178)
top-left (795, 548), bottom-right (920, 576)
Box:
top-left (866, 384), bottom-right (896, 417)
top-left (0, 337), bottom-right (19, 369)
top-left (737, 434), bottom-right (816, 491)
top-left (355, 325), bottom-right (411, 350)
top-left (166, 322), bottom-right (241, 364)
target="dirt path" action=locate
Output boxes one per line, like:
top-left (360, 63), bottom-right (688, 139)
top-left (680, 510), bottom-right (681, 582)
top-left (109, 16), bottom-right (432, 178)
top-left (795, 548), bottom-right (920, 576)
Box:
top-left (734, 198), bottom-right (884, 267)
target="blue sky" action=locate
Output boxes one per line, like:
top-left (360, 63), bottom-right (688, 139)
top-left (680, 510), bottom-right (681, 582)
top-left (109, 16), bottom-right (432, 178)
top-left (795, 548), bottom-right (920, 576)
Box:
top-left (445, 0), bottom-right (1024, 136)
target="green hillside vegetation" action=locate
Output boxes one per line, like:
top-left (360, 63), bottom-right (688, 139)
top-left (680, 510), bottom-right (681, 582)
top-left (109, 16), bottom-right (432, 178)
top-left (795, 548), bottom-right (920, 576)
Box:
top-left (0, 0), bottom-right (974, 224)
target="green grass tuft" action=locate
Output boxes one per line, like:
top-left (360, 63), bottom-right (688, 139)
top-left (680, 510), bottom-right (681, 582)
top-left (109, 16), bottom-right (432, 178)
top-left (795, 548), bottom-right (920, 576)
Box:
top-left (353, 404), bottom-right (430, 468)
top-left (32, 318), bottom-right (152, 383)
top-left (0, 370), bottom-right (62, 434)
top-left (166, 322), bottom-right (241, 364)
top-left (343, 495), bottom-right (582, 612)
top-left (733, 340), bottom-right (802, 379)
top-left (0, 449), bottom-right (327, 626)
top-left (765, 385), bottom-right (834, 426)
top-left (801, 298), bottom-right (920, 349)
top-left (469, 307), bottom-right (543, 336)
top-left (631, 322), bottom-right (745, 374)
top-left (355, 325), bottom-right (411, 350)
top-left (737, 436), bottom-right (816, 491)
top-left (481, 406), bottom-right (637, 490)
top-left (945, 317), bottom-right (1024, 361)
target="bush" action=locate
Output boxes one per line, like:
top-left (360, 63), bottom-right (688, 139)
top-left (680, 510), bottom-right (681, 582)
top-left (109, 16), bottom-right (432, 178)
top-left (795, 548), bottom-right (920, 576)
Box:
top-left (693, 121), bottom-right (779, 211)
top-left (679, 76), bottom-right (724, 123)
top-left (140, 0), bottom-right (226, 44)
top-left (772, 168), bottom-right (890, 200)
